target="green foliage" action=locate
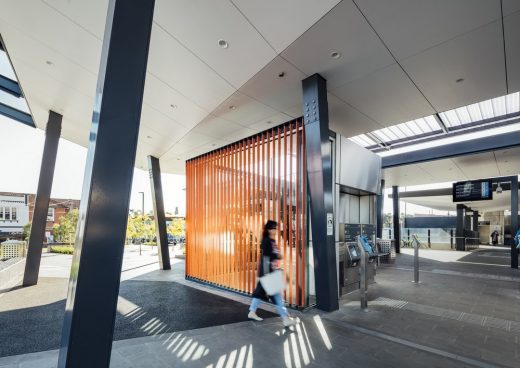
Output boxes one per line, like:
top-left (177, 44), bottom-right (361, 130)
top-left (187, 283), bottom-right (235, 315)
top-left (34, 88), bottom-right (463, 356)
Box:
top-left (23, 223), bottom-right (31, 241)
top-left (49, 245), bottom-right (74, 254)
top-left (52, 209), bottom-right (79, 244)
top-left (167, 218), bottom-right (185, 238)
top-left (126, 212), bottom-right (155, 242)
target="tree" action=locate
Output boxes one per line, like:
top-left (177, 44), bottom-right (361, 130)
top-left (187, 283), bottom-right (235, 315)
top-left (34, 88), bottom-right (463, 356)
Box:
top-left (167, 218), bottom-right (185, 239)
top-left (126, 212), bottom-right (155, 243)
top-left (23, 223), bottom-right (31, 241)
top-left (52, 209), bottom-right (79, 244)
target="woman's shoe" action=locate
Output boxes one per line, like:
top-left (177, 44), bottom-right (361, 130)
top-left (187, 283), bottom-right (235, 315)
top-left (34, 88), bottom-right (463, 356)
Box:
top-left (283, 317), bottom-right (296, 327)
top-left (248, 311), bottom-right (263, 321)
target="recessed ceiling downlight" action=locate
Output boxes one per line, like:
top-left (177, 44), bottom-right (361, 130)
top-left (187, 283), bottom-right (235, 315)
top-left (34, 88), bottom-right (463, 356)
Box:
top-left (330, 51), bottom-right (341, 59)
top-left (456, 78), bottom-right (464, 83)
top-left (218, 39), bottom-right (229, 49)
top-left (229, 105), bottom-right (237, 110)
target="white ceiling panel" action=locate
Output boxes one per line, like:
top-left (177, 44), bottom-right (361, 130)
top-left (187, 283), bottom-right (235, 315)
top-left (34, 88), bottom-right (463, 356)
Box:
top-left (382, 164), bottom-right (434, 187)
top-left (220, 126), bottom-right (258, 145)
top-left (239, 56), bottom-right (307, 112)
top-left (142, 74), bottom-right (209, 130)
top-left (0, 0), bottom-right (102, 74)
top-left (401, 21), bottom-right (506, 112)
top-left (332, 63), bottom-right (435, 126)
top-left (41, 0), bottom-right (108, 40)
top-left (140, 105), bottom-right (189, 144)
top-left (328, 94), bottom-right (381, 138)
top-left (154, 0), bottom-right (276, 89)
top-left (147, 24), bottom-right (235, 112)
top-left (502, 0), bottom-right (520, 16)
top-left (248, 113), bottom-right (294, 133)
top-left (356, 0), bottom-right (501, 60)
top-left (191, 115), bottom-right (247, 139)
top-left (231, 0), bottom-right (341, 53)
top-left (281, 0), bottom-right (395, 90)
top-left (416, 159), bottom-right (467, 182)
top-left (211, 92), bottom-right (278, 126)
top-left (494, 147), bottom-right (520, 176)
top-left (504, 11), bottom-right (520, 93)
top-left (451, 152), bottom-right (500, 179)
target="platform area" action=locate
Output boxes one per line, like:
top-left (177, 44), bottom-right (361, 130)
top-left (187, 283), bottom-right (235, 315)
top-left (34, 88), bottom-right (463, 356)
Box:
top-left (0, 246), bottom-right (518, 367)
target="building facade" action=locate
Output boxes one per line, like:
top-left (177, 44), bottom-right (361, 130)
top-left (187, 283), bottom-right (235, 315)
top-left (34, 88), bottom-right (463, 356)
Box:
top-left (0, 192), bottom-right (79, 242)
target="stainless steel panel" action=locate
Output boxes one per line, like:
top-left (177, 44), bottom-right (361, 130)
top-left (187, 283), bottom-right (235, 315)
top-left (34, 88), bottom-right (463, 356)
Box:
top-left (338, 137), bottom-right (381, 194)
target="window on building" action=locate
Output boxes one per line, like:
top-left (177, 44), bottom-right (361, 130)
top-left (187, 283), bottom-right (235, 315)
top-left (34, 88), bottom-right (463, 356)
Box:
top-left (47, 208), bottom-right (55, 221)
top-left (11, 207), bottom-right (17, 221)
top-left (5, 207), bottom-right (11, 220)
top-left (0, 207), bottom-right (4, 220)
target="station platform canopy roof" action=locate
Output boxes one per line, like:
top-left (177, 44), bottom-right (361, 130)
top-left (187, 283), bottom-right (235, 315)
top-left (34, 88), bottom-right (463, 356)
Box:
top-left (1, 1), bottom-right (519, 174)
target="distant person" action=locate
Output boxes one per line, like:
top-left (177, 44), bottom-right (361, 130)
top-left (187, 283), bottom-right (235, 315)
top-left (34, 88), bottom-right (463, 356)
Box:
top-left (491, 230), bottom-right (499, 246)
top-left (515, 229), bottom-right (520, 250)
top-left (248, 220), bottom-right (296, 327)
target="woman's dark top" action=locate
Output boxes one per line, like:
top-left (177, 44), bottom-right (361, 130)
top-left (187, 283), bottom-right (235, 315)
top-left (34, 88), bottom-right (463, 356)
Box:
top-left (252, 236), bottom-right (282, 299)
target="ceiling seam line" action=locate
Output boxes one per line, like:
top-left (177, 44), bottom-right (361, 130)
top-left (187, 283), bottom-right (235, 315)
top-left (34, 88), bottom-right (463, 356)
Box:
top-left (500, 0), bottom-right (509, 94)
top-left (153, 22), bottom-right (237, 90)
top-left (40, 0), bottom-right (102, 41)
top-left (228, 0), bottom-right (278, 54)
top-left (351, 0), bottom-right (439, 114)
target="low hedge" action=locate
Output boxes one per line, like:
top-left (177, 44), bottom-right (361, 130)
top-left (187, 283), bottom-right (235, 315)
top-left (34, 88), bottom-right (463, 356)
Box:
top-left (50, 246), bottom-right (74, 254)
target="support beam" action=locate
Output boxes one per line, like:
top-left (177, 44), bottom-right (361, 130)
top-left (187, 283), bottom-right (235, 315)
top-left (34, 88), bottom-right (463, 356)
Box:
top-left (58, 1), bottom-right (155, 367)
top-left (456, 204), bottom-right (465, 251)
top-left (511, 176), bottom-right (518, 269)
top-left (148, 155), bottom-right (171, 270)
top-left (376, 180), bottom-right (385, 238)
top-left (392, 186), bottom-right (400, 253)
top-left (472, 211), bottom-right (479, 232)
top-left (23, 111), bottom-right (62, 286)
top-left (302, 74), bottom-right (338, 312)
top-left (0, 74), bottom-right (22, 97)
top-left (382, 130), bottom-right (520, 168)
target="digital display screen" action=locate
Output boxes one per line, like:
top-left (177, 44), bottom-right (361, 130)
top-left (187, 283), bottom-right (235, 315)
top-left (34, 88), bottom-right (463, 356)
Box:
top-left (453, 180), bottom-right (493, 202)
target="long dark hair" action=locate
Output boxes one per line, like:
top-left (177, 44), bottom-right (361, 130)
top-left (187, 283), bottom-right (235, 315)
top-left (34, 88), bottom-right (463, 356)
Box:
top-left (262, 220), bottom-right (277, 240)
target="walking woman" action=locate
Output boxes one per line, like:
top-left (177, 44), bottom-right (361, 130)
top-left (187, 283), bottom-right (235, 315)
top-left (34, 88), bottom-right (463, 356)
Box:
top-left (248, 220), bottom-right (296, 327)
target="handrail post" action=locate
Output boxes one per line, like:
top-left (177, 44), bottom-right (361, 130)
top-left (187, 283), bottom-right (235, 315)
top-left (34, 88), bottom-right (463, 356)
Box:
top-left (358, 236), bottom-right (368, 310)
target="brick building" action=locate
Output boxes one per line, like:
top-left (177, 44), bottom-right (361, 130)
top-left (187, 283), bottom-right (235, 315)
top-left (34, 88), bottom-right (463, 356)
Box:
top-left (0, 192), bottom-right (80, 242)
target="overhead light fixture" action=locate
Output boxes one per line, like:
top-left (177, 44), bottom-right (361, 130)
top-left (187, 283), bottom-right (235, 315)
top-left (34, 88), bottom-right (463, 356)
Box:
top-left (212, 143), bottom-right (216, 147)
top-left (330, 51), bottom-right (341, 59)
top-left (218, 39), bottom-right (229, 49)
top-left (266, 120), bottom-right (272, 125)
top-left (45, 60), bottom-right (53, 65)
top-left (229, 105), bottom-right (237, 110)
top-left (278, 71), bottom-right (285, 78)
top-left (146, 135), bottom-right (152, 139)
top-left (170, 104), bottom-right (177, 109)
top-left (496, 182), bottom-right (503, 194)
top-left (456, 78), bottom-right (464, 83)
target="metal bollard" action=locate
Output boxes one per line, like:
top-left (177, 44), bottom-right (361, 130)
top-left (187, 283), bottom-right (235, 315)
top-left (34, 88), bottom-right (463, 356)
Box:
top-left (412, 236), bottom-right (420, 283)
top-left (358, 236), bottom-right (368, 309)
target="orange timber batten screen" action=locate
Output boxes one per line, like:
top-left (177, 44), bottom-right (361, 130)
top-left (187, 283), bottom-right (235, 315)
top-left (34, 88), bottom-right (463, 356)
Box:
top-left (186, 119), bottom-right (308, 307)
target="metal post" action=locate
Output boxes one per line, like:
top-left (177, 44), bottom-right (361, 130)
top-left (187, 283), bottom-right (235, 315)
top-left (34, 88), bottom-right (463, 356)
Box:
top-left (392, 186), bottom-right (400, 253)
top-left (472, 210), bottom-right (479, 232)
top-left (358, 236), bottom-right (368, 310)
top-left (450, 229), bottom-right (454, 249)
top-left (148, 156), bottom-right (171, 270)
top-left (456, 204), bottom-right (465, 251)
top-left (376, 179), bottom-right (385, 238)
top-left (511, 176), bottom-right (518, 269)
top-left (412, 235), bottom-right (419, 283)
top-left (58, 1), bottom-right (155, 367)
top-left (427, 229), bottom-right (431, 247)
top-left (302, 74), bottom-right (338, 312)
top-left (139, 191), bottom-right (144, 256)
top-left (23, 111), bottom-right (62, 286)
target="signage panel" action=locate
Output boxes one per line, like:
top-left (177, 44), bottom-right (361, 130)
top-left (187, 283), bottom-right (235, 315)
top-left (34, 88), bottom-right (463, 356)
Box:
top-left (453, 180), bottom-right (493, 202)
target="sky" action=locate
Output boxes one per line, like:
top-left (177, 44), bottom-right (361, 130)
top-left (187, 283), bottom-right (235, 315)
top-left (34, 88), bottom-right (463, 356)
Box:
top-left (0, 114), bottom-right (186, 215)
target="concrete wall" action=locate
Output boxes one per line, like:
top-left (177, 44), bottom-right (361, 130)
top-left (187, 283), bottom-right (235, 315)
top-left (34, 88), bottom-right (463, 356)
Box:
top-left (0, 258), bottom-right (26, 290)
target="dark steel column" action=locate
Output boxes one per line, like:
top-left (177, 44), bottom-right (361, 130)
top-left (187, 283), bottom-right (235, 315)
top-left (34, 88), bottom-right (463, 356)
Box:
top-left (472, 210), bottom-right (479, 231)
top-left (58, 1), bottom-right (155, 367)
top-left (456, 204), bottom-right (465, 251)
top-left (392, 186), bottom-right (400, 253)
top-left (302, 74), bottom-right (338, 312)
top-left (511, 176), bottom-right (518, 269)
top-left (23, 111), bottom-right (62, 286)
top-left (376, 179), bottom-right (385, 238)
top-left (148, 155), bottom-right (171, 270)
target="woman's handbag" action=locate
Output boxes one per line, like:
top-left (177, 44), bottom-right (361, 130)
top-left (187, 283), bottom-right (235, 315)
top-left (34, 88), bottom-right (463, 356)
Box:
top-left (259, 269), bottom-right (284, 296)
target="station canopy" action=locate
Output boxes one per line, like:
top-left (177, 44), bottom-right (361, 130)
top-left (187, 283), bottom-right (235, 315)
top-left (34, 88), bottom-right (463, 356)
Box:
top-left (0, 1), bottom-right (519, 174)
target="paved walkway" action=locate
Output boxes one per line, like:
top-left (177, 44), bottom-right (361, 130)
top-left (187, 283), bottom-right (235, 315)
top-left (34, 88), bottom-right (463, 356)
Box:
top-left (0, 246), bottom-right (519, 367)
